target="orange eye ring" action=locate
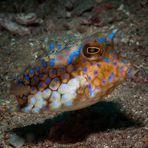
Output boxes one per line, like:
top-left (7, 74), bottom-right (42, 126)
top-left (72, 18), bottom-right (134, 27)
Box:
top-left (81, 40), bottom-right (104, 61)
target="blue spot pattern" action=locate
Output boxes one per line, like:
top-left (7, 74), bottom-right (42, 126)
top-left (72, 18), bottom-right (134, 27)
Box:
top-left (120, 59), bottom-right (127, 64)
top-left (31, 87), bottom-right (36, 91)
top-left (95, 86), bottom-right (100, 92)
top-left (51, 84), bottom-right (56, 88)
top-left (60, 66), bottom-right (65, 71)
top-left (63, 74), bottom-right (67, 79)
top-left (112, 54), bottom-right (116, 58)
top-left (88, 75), bottom-right (91, 80)
top-left (45, 77), bottom-right (51, 84)
top-left (82, 59), bottom-right (87, 62)
top-left (33, 76), bottom-right (38, 81)
top-left (82, 67), bottom-right (87, 72)
top-left (48, 42), bottom-right (55, 49)
top-left (29, 68), bottom-right (33, 74)
top-left (35, 66), bottom-right (40, 71)
top-left (127, 68), bottom-right (132, 77)
top-left (17, 79), bottom-right (23, 84)
top-left (69, 66), bottom-right (75, 72)
top-left (119, 66), bottom-right (124, 73)
top-left (102, 80), bottom-right (106, 84)
top-left (94, 70), bottom-right (98, 75)
top-left (112, 61), bottom-right (117, 65)
top-left (57, 44), bottom-right (62, 50)
top-left (54, 78), bottom-right (59, 82)
top-left (51, 69), bottom-right (56, 74)
top-left (97, 63), bottom-right (101, 67)
top-left (103, 57), bottom-right (110, 62)
top-left (24, 74), bottom-right (29, 80)
top-left (96, 37), bottom-right (106, 43)
top-left (90, 62), bottom-right (94, 66)
top-left (108, 72), bottom-right (114, 82)
top-left (40, 60), bottom-right (47, 67)
top-left (108, 30), bottom-right (117, 40)
top-left (63, 44), bottom-right (67, 49)
top-left (88, 84), bottom-right (94, 97)
top-left (39, 82), bottom-right (43, 87)
top-left (49, 58), bottom-right (55, 67)
top-left (67, 44), bottom-right (82, 64)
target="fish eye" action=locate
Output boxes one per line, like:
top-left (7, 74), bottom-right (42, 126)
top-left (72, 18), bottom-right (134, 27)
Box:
top-left (87, 47), bottom-right (100, 54)
top-left (81, 41), bottom-right (104, 61)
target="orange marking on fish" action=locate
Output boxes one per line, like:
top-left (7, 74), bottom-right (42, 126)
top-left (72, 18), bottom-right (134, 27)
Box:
top-left (10, 31), bottom-right (137, 113)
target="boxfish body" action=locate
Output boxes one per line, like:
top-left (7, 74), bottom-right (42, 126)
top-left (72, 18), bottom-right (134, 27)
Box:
top-left (10, 30), bottom-right (137, 113)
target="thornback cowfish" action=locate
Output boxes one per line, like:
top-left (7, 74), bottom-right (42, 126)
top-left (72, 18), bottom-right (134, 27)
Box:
top-left (10, 30), bottom-right (137, 113)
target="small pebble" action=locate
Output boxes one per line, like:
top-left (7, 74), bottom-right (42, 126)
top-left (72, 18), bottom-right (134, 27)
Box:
top-left (9, 133), bottom-right (25, 148)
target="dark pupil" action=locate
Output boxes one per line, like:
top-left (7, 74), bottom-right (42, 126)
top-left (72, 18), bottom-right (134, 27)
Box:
top-left (88, 47), bottom-right (98, 53)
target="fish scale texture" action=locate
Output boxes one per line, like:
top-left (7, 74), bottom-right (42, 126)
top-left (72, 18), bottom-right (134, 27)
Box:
top-left (10, 31), bottom-right (136, 113)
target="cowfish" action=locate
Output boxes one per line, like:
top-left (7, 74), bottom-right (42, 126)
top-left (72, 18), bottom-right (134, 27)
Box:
top-left (10, 30), bottom-right (137, 113)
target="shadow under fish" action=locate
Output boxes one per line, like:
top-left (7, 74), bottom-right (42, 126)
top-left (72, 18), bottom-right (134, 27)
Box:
top-left (9, 101), bottom-right (142, 146)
